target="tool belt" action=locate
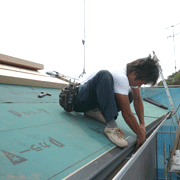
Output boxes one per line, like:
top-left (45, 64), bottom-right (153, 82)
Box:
top-left (59, 83), bottom-right (79, 112)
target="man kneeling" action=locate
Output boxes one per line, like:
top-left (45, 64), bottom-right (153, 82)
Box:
top-left (73, 55), bottom-right (159, 148)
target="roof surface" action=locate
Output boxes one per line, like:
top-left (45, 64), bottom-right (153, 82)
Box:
top-left (0, 84), bottom-right (169, 180)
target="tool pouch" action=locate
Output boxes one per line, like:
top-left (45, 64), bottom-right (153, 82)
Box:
top-left (59, 84), bottom-right (79, 112)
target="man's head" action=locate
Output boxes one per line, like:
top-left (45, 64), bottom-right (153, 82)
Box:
top-left (127, 54), bottom-right (160, 86)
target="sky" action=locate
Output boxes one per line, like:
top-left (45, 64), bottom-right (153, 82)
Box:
top-left (0, 0), bottom-right (180, 82)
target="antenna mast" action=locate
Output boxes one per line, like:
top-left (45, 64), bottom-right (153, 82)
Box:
top-left (166, 23), bottom-right (180, 73)
top-left (79, 0), bottom-right (86, 78)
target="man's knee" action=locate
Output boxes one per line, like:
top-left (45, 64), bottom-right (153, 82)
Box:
top-left (97, 70), bottom-right (113, 83)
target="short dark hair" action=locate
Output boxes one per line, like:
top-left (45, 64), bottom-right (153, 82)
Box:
top-left (128, 54), bottom-right (160, 85)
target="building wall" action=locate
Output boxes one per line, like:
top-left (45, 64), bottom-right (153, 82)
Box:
top-left (121, 136), bottom-right (156, 180)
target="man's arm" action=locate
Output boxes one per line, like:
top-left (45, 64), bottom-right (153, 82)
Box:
top-left (131, 88), bottom-right (146, 135)
top-left (115, 93), bottom-right (145, 148)
top-left (131, 87), bottom-right (145, 125)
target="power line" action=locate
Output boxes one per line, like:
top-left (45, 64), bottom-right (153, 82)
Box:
top-left (159, 61), bottom-right (172, 74)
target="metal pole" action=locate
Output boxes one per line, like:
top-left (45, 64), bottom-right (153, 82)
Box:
top-left (172, 26), bottom-right (176, 73)
top-left (177, 115), bottom-right (180, 180)
top-left (164, 142), bottom-right (168, 180)
top-left (169, 144), bottom-right (172, 180)
top-left (156, 134), bottom-right (159, 180)
top-left (83, 0), bottom-right (86, 75)
top-left (153, 51), bottom-right (179, 125)
top-left (177, 172), bottom-right (180, 180)
top-left (79, 0), bottom-right (86, 78)
top-left (166, 23), bottom-right (180, 73)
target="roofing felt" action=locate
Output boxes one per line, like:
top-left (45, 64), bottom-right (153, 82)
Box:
top-left (0, 84), bottom-right (169, 180)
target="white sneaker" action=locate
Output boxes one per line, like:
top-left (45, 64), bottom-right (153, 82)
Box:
top-left (84, 108), bottom-right (106, 124)
top-left (103, 127), bottom-right (128, 148)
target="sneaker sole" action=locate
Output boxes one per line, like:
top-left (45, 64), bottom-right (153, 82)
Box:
top-left (103, 129), bottom-right (128, 148)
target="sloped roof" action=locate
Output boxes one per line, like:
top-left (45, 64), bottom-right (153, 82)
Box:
top-left (0, 84), bottom-right (169, 180)
top-left (0, 54), bottom-right (170, 179)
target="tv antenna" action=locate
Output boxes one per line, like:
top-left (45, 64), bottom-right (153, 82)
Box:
top-left (79, 0), bottom-right (86, 78)
top-left (166, 23), bottom-right (180, 73)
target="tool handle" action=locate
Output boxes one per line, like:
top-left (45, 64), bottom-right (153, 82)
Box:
top-left (38, 94), bottom-right (45, 98)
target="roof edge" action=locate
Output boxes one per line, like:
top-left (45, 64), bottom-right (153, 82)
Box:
top-left (0, 53), bottom-right (44, 70)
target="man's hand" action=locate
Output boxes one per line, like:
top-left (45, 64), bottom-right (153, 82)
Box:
top-left (136, 124), bottom-right (146, 149)
top-left (140, 124), bottom-right (146, 135)
top-left (115, 93), bottom-right (146, 149)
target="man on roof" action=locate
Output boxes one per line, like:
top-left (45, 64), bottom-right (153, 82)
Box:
top-left (73, 55), bottom-right (159, 148)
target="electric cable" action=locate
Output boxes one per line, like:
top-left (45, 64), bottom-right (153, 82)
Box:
top-left (133, 103), bottom-right (179, 119)
top-left (159, 61), bottom-right (173, 74)
top-left (172, 172), bottom-right (180, 178)
top-left (133, 113), bottom-right (159, 118)
top-left (172, 103), bottom-right (180, 116)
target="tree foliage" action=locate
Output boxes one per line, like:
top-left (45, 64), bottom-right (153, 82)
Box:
top-left (158, 70), bottom-right (180, 86)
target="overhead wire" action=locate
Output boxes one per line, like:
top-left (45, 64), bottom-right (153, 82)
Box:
top-left (159, 61), bottom-right (173, 75)
top-left (172, 173), bottom-right (180, 178)
top-left (172, 103), bottom-right (180, 116)
top-left (133, 113), bottom-right (159, 118)
top-left (133, 102), bottom-right (180, 120)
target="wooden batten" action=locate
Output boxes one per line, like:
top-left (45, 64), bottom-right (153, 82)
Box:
top-left (0, 53), bottom-right (44, 70)
top-left (0, 54), bottom-right (68, 89)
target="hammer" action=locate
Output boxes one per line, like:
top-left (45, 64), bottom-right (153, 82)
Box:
top-left (38, 91), bottom-right (51, 98)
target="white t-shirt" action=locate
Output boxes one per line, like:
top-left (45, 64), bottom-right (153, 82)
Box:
top-left (79, 64), bottom-right (129, 95)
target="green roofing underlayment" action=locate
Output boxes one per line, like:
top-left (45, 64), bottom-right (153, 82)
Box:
top-left (0, 84), bottom-right (169, 180)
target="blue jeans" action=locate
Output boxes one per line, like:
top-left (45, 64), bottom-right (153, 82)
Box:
top-left (74, 70), bottom-right (133, 123)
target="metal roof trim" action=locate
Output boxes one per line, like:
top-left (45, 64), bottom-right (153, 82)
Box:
top-left (64, 112), bottom-right (172, 180)
top-left (113, 111), bottom-right (172, 180)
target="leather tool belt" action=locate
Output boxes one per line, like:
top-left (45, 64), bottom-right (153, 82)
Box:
top-left (59, 83), bottom-right (79, 112)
